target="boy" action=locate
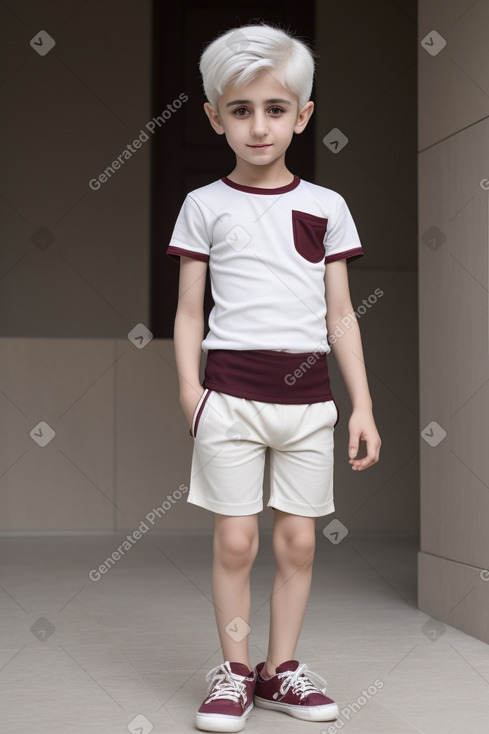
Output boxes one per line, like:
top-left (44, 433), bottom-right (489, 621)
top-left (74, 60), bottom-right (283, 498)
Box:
top-left (167, 22), bottom-right (381, 733)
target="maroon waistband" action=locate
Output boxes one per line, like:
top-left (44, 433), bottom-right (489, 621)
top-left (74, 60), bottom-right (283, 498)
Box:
top-left (203, 349), bottom-right (334, 404)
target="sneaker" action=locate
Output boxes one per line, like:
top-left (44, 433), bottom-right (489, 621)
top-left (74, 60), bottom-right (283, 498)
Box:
top-left (254, 659), bottom-right (339, 721)
top-left (195, 661), bottom-right (256, 732)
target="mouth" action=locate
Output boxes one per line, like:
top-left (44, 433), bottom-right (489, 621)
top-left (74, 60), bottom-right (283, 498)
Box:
top-left (247, 144), bottom-right (272, 148)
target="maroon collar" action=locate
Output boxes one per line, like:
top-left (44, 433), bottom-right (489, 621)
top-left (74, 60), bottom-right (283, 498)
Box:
top-left (221, 175), bottom-right (300, 195)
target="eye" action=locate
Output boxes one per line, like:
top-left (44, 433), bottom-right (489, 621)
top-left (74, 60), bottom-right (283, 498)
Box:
top-left (268, 106), bottom-right (285, 116)
top-left (233, 107), bottom-right (249, 117)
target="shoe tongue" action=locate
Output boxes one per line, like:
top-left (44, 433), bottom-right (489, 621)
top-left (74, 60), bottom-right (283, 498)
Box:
top-left (276, 659), bottom-right (299, 673)
top-left (229, 662), bottom-right (251, 677)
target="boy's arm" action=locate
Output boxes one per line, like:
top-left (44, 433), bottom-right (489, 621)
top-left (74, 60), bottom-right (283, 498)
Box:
top-left (174, 256), bottom-right (208, 428)
top-left (325, 259), bottom-right (381, 470)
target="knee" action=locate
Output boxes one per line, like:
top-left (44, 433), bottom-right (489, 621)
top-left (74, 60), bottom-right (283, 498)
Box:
top-left (214, 528), bottom-right (259, 570)
top-left (274, 529), bottom-right (316, 568)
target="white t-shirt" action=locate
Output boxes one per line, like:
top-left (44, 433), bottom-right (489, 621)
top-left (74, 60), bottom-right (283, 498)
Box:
top-left (167, 175), bottom-right (364, 354)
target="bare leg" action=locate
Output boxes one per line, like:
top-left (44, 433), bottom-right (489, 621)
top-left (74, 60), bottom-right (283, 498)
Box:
top-left (264, 509), bottom-right (316, 677)
top-left (212, 513), bottom-right (259, 671)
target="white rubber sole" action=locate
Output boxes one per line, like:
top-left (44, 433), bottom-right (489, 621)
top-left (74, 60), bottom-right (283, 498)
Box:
top-left (195, 702), bottom-right (253, 732)
top-left (254, 695), bottom-right (339, 721)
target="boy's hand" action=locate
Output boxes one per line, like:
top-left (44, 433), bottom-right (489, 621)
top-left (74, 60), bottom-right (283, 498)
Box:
top-left (347, 408), bottom-right (381, 470)
top-left (180, 386), bottom-right (205, 433)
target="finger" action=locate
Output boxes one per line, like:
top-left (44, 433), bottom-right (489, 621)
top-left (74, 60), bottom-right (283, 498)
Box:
top-left (351, 457), bottom-right (373, 470)
top-left (350, 441), bottom-right (380, 470)
top-left (348, 433), bottom-right (361, 459)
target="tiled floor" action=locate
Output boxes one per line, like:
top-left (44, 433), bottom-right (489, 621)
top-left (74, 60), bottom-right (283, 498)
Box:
top-left (1, 531), bottom-right (488, 733)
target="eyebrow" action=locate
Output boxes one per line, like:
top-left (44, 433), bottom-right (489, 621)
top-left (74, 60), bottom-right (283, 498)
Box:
top-left (225, 98), bottom-right (292, 107)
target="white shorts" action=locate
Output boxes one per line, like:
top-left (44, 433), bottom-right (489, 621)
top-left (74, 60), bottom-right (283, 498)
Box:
top-left (188, 389), bottom-right (338, 517)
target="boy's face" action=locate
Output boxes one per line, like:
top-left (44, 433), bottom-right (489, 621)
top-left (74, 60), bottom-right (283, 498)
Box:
top-left (204, 72), bottom-right (314, 171)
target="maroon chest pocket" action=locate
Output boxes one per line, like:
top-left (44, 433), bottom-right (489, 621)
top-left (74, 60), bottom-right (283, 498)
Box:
top-left (291, 210), bottom-right (328, 263)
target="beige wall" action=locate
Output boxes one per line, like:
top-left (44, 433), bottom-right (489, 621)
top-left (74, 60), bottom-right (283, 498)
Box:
top-left (0, 2), bottom-right (419, 534)
top-left (417, 0), bottom-right (489, 643)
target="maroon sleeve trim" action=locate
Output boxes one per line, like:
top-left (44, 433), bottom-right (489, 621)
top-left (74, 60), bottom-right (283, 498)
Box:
top-left (166, 246), bottom-right (209, 263)
top-left (325, 246), bottom-right (364, 264)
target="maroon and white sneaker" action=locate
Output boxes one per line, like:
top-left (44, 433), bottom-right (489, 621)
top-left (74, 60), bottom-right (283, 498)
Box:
top-left (254, 660), bottom-right (339, 721)
top-left (195, 661), bottom-right (256, 732)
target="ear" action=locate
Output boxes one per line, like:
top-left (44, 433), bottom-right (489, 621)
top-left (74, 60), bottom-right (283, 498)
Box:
top-left (294, 101), bottom-right (314, 134)
top-left (203, 102), bottom-right (225, 135)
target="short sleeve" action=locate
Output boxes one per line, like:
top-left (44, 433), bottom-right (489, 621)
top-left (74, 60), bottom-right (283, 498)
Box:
top-left (166, 195), bottom-right (211, 262)
top-left (324, 195), bottom-right (364, 264)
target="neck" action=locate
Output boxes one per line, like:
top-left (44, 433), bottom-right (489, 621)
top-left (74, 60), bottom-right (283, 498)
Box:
top-left (227, 159), bottom-right (294, 189)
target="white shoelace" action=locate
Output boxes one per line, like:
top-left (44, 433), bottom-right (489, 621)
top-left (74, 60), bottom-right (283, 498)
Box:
top-left (277, 663), bottom-right (328, 700)
top-left (204, 662), bottom-right (248, 706)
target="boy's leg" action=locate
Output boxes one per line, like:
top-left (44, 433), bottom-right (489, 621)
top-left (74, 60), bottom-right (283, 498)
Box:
top-left (264, 509), bottom-right (316, 677)
top-left (212, 512), bottom-right (259, 670)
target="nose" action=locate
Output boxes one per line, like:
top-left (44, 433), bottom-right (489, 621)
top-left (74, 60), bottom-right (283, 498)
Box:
top-left (250, 111), bottom-right (269, 137)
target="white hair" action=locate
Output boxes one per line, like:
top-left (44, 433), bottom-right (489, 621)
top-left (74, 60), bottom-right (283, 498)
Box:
top-left (199, 23), bottom-right (316, 110)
